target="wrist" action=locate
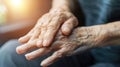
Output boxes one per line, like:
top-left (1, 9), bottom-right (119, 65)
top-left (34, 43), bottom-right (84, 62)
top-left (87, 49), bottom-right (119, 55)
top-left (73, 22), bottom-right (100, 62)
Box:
top-left (50, 6), bottom-right (70, 13)
top-left (51, 0), bottom-right (70, 12)
top-left (105, 22), bottom-right (120, 38)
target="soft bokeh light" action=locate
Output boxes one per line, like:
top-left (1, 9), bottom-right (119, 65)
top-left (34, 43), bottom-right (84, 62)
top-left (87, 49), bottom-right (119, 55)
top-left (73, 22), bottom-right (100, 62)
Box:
top-left (5, 0), bottom-right (29, 19)
top-left (9, 0), bottom-right (23, 8)
top-left (3, 0), bottom-right (51, 23)
top-left (0, 2), bottom-right (7, 24)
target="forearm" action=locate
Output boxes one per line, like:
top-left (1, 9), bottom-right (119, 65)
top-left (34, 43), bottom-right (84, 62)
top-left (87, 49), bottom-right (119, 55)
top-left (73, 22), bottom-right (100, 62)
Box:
top-left (69, 21), bottom-right (120, 48)
top-left (51, 0), bottom-right (71, 11)
top-left (104, 21), bottom-right (120, 45)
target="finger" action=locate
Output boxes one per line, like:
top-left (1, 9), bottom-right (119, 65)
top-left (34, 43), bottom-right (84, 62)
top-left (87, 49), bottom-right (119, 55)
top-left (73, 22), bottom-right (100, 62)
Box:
top-left (41, 48), bottom-right (66, 67)
top-left (51, 41), bottom-right (65, 50)
top-left (19, 17), bottom-right (44, 44)
top-left (42, 29), bottom-right (56, 47)
top-left (18, 29), bottom-right (34, 44)
top-left (61, 17), bottom-right (78, 35)
top-left (29, 28), bottom-right (41, 41)
top-left (18, 35), bottom-right (31, 44)
top-left (37, 15), bottom-right (53, 47)
top-left (25, 48), bottom-right (51, 60)
top-left (37, 28), bottom-right (46, 47)
top-left (42, 16), bottom-right (63, 47)
top-left (16, 40), bottom-right (37, 54)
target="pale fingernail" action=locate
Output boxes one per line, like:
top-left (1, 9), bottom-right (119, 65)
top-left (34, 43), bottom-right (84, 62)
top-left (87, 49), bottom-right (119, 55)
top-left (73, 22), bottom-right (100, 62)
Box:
top-left (25, 54), bottom-right (32, 60)
top-left (16, 46), bottom-right (24, 54)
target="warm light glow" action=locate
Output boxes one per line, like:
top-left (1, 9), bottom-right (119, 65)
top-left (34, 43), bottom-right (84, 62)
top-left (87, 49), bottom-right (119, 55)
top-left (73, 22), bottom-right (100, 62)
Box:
top-left (5, 0), bottom-right (32, 18)
top-left (10, 0), bottom-right (23, 7)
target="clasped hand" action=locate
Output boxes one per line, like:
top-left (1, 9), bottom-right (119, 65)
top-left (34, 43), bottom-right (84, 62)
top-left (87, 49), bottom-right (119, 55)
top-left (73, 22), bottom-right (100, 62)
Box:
top-left (16, 9), bottom-right (109, 67)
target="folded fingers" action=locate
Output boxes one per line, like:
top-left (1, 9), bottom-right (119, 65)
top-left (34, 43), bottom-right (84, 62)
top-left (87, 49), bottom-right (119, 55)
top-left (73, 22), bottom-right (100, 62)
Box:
top-left (16, 40), bottom-right (37, 54)
top-left (25, 48), bottom-right (51, 60)
top-left (41, 47), bottom-right (67, 67)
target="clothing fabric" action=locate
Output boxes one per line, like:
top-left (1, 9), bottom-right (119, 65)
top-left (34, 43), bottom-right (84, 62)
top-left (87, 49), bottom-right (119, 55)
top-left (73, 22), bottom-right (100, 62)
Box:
top-left (0, 40), bottom-right (93, 67)
top-left (77, 0), bottom-right (120, 63)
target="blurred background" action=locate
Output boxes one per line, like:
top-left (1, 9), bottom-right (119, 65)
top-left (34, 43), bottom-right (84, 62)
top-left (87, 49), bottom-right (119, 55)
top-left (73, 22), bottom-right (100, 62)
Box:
top-left (0, 0), bottom-right (51, 44)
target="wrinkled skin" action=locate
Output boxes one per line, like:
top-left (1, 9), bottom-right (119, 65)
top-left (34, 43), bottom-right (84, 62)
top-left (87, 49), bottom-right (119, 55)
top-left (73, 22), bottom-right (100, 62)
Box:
top-left (17, 24), bottom-right (110, 67)
top-left (18, 9), bottom-right (78, 48)
top-left (38, 25), bottom-right (110, 67)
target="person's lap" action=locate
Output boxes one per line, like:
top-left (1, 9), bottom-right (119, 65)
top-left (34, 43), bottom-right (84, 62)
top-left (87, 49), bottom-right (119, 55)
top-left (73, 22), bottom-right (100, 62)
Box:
top-left (0, 40), bottom-right (53, 67)
top-left (0, 40), bottom-right (94, 67)
top-left (0, 40), bottom-right (75, 67)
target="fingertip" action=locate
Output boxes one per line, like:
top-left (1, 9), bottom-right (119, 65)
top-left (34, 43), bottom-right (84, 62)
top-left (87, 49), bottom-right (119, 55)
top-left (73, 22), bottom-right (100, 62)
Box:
top-left (16, 46), bottom-right (23, 54)
top-left (18, 37), bottom-right (24, 42)
top-left (40, 61), bottom-right (44, 67)
top-left (43, 40), bottom-right (51, 47)
top-left (41, 57), bottom-right (54, 67)
top-left (61, 17), bottom-right (78, 36)
top-left (40, 61), bottom-right (48, 67)
top-left (37, 40), bottom-right (43, 47)
top-left (25, 54), bottom-right (32, 60)
top-left (18, 36), bottom-right (30, 44)
top-left (43, 40), bottom-right (48, 47)
top-left (62, 27), bottom-right (71, 35)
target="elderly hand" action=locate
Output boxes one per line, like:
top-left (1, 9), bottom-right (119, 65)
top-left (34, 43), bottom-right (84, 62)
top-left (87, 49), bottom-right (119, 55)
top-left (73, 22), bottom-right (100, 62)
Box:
top-left (16, 8), bottom-right (78, 54)
top-left (19, 25), bottom-right (110, 67)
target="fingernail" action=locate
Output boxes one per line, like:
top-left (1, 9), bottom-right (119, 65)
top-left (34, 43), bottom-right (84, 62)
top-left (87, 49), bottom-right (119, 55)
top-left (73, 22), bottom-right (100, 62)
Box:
top-left (25, 54), bottom-right (32, 60)
top-left (16, 46), bottom-right (23, 54)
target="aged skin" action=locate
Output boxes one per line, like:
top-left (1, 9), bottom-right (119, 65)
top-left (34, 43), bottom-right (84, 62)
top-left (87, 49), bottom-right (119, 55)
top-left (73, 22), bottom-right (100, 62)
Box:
top-left (18, 0), bottom-right (78, 48)
top-left (16, 0), bottom-right (120, 66)
top-left (39, 22), bottom-right (120, 67)
top-left (17, 21), bottom-right (120, 67)
top-left (16, 9), bottom-right (78, 54)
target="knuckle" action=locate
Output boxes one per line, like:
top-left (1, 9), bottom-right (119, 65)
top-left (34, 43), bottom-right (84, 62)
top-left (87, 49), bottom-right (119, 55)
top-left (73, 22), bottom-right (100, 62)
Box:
top-left (41, 25), bottom-right (47, 30)
top-left (66, 17), bottom-right (78, 27)
top-left (54, 51), bottom-right (63, 58)
top-left (35, 25), bottom-right (41, 30)
top-left (48, 25), bottom-right (57, 30)
top-left (37, 19), bottom-right (44, 26)
top-left (73, 27), bottom-right (88, 38)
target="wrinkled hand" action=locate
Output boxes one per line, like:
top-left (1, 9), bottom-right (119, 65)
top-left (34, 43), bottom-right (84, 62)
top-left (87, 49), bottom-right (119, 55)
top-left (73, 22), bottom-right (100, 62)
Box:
top-left (17, 25), bottom-right (109, 67)
top-left (18, 9), bottom-right (78, 49)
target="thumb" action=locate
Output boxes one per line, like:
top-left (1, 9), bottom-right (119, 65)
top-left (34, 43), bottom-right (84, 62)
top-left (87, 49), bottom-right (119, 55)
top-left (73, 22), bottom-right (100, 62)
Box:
top-left (61, 17), bottom-right (78, 36)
